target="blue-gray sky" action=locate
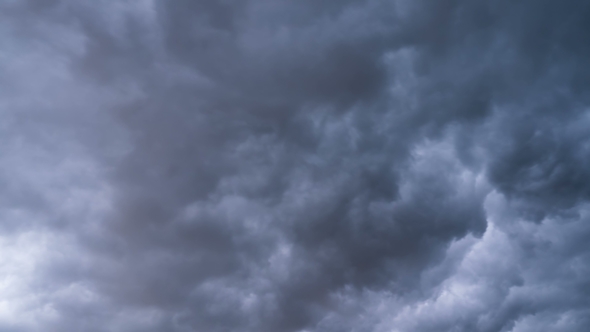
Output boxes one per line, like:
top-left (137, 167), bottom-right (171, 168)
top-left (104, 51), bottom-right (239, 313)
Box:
top-left (1, 1), bottom-right (590, 331)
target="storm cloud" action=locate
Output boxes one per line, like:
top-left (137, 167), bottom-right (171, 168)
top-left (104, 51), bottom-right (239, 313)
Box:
top-left (1, 0), bottom-right (590, 331)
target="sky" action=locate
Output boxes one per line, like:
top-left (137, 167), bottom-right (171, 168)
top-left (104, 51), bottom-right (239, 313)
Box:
top-left (1, 0), bottom-right (590, 331)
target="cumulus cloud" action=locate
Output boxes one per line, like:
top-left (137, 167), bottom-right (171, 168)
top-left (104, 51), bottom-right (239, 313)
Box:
top-left (1, 0), bottom-right (590, 331)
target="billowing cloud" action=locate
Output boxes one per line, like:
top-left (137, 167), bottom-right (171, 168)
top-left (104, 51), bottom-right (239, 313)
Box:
top-left (1, 0), bottom-right (589, 331)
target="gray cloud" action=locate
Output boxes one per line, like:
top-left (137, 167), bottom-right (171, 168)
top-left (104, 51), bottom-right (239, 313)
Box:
top-left (1, 0), bottom-right (590, 331)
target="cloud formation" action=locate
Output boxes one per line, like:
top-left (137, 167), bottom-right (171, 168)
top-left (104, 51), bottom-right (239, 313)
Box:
top-left (1, 0), bottom-right (590, 331)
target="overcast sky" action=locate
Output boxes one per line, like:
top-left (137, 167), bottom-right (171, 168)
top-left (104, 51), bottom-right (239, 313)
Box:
top-left (1, 1), bottom-right (590, 331)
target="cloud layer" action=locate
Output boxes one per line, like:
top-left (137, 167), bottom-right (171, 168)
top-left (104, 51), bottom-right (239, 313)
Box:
top-left (1, 0), bottom-right (590, 331)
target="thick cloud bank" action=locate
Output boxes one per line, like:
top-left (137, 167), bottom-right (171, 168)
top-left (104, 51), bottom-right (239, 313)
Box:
top-left (1, 0), bottom-right (590, 331)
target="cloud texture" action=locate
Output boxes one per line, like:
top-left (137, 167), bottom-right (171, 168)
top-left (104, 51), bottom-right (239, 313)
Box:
top-left (1, 0), bottom-right (590, 331)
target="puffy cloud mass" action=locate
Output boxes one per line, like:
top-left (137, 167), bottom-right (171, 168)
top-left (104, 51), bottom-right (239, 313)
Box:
top-left (1, 0), bottom-right (590, 331)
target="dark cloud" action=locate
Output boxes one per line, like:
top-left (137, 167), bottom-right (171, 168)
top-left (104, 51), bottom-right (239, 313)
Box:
top-left (1, 0), bottom-right (590, 331)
